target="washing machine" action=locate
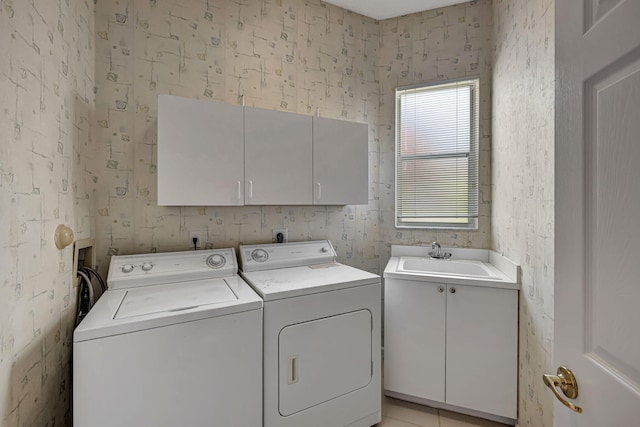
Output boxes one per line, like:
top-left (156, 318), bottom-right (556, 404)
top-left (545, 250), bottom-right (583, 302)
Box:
top-left (73, 248), bottom-right (263, 427)
top-left (239, 240), bottom-right (381, 427)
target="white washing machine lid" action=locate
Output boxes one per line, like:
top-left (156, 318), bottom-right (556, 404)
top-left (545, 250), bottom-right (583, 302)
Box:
top-left (74, 275), bottom-right (262, 342)
top-left (114, 278), bottom-right (238, 319)
top-left (240, 262), bottom-right (380, 301)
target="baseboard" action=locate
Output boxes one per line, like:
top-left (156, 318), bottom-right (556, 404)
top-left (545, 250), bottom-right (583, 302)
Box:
top-left (384, 390), bottom-right (516, 426)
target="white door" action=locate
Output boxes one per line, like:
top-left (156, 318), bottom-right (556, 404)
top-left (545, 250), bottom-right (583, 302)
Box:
top-left (278, 310), bottom-right (372, 416)
top-left (554, 1), bottom-right (640, 425)
top-left (157, 95), bottom-right (244, 206)
top-left (244, 106), bottom-right (313, 205)
top-left (312, 116), bottom-right (368, 205)
top-left (383, 278), bottom-right (446, 402)
top-left (446, 285), bottom-right (517, 419)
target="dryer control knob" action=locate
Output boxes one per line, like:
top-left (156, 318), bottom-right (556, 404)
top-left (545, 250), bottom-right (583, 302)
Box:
top-left (141, 262), bottom-right (154, 272)
top-left (251, 249), bottom-right (269, 263)
top-left (122, 264), bottom-right (134, 273)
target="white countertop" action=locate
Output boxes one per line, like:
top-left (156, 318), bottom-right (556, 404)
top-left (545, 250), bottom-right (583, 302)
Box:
top-left (383, 245), bottom-right (520, 290)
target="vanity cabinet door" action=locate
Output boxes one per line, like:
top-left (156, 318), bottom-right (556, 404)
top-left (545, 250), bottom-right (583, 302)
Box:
top-left (384, 278), bottom-right (446, 402)
top-left (445, 284), bottom-right (518, 419)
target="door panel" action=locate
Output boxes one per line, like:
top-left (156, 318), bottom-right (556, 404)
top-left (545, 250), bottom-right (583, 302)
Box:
top-left (312, 116), bottom-right (368, 205)
top-left (244, 107), bottom-right (312, 205)
top-left (445, 285), bottom-right (517, 419)
top-left (278, 310), bottom-right (372, 416)
top-left (555, 0), bottom-right (640, 424)
top-left (587, 55), bottom-right (640, 388)
top-left (157, 95), bottom-right (244, 206)
top-left (383, 279), bottom-right (446, 402)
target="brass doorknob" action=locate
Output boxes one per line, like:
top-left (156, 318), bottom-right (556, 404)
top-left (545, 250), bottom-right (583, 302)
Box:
top-left (543, 366), bottom-right (583, 413)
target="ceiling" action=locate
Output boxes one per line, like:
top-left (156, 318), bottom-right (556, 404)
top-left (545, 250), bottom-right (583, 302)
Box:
top-left (322, 0), bottom-right (470, 20)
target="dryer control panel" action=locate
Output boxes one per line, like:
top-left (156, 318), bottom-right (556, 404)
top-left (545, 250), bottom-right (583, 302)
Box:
top-left (239, 240), bottom-right (336, 272)
top-left (108, 248), bottom-right (238, 289)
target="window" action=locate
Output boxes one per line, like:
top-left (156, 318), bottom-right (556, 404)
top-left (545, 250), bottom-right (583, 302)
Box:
top-left (395, 78), bottom-right (479, 229)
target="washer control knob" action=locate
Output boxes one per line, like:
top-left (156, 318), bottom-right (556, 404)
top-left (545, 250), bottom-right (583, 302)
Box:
top-left (321, 247), bottom-right (329, 253)
top-left (122, 264), bottom-right (134, 273)
top-left (206, 254), bottom-right (226, 269)
top-left (141, 262), bottom-right (154, 272)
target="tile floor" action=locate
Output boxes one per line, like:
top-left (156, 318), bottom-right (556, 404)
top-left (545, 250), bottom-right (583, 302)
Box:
top-left (377, 397), bottom-right (510, 427)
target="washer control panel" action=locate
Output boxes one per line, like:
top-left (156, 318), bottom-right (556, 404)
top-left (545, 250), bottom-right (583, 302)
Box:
top-left (239, 240), bottom-right (336, 272)
top-left (108, 248), bottom-right (237, 290)
top-left (206, 254), bottom-right (226, 269)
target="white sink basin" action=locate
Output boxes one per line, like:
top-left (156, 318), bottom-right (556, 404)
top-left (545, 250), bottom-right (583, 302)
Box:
top-left (397, 257), bottom-right (502, 280)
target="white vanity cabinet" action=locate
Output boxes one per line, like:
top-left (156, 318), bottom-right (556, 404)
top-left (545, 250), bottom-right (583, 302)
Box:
top-left (312, 117), bottom-right (368, 205)
top-left (157, 95), bottom-right (244, 206)
top-left (384, 278), bottom-right (518, 420)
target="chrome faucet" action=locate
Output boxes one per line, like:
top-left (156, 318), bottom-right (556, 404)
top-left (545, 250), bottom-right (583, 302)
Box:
top-left (429, 241), bottom-right (451, 260)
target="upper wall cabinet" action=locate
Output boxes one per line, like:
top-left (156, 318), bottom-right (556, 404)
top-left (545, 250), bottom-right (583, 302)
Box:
top-left (157, 95), bottom-right (244, 206)
top-left (157, 95), bottom-right (368, 206)
top-left (244, 107), bottom-right (313, 205)
top-left (313, 117), bottom-right (368, 205)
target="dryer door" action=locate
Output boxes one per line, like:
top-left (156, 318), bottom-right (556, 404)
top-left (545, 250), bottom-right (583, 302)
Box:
top-left (278, 309), bottom-right (373, 416)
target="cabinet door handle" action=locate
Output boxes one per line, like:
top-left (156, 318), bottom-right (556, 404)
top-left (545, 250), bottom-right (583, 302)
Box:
top-left (316, 182), bottom-right (322, 201)
top-left (437, 286), bottom-right (444, 293)
top-left (248, 180), bottom-right (253, 199)
top-left (449, 287), bottom-right (456, 294)
top-left (236, 181), bottom-right (242, 200)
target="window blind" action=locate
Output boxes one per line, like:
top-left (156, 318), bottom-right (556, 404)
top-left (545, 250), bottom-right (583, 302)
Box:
top-left (395, 78), bottom-right (479, 228)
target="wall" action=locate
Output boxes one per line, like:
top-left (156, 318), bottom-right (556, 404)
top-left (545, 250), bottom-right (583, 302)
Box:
top-left (93, 0), bottom-right (381, 273)
top-left (492, 1), bottom-right (554, 426)
top-left (93, 0), bottom-right (494, 275)
top-left (0, 0), bottom-right (95, 426)
top-left (376, 0), bottom-right (493, 267)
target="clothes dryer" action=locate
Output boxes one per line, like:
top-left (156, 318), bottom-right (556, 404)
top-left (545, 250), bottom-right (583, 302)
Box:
top-left (73, 248), bottom-right (262, 427)
top-left (239, 240), bottom-right (381, 427)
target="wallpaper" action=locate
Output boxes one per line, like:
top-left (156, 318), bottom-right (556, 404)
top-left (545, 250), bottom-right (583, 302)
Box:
top-left (93, 0), bottom-right (382, 273)
top-left (492, 1), bottom-right (555, 426)
top-left (375, 0), bottom-right (493, 264)
top-left (0, 0), bottom-right (95, 426)
top-left (93, 0), bottom-right (493, 275)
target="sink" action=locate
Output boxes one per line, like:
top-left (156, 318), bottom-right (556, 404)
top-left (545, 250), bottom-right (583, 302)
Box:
top-left (397, 257), bottom-right (503, 280)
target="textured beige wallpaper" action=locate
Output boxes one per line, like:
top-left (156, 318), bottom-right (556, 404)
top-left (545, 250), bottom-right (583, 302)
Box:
top-left (0, 0), bottom-right (95, 425)
top-left (492, 1), bottom-right (555, 426)
top-left (93, 0), bottom-right (493, 275)
top-left (93, 0), bottom-right (382, 273)
top-left (376, 0), bottom-right (493, 265)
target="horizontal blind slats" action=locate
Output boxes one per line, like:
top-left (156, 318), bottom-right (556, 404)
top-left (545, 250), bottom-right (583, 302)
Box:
top-left (395, 78), bottom-right (479, 227)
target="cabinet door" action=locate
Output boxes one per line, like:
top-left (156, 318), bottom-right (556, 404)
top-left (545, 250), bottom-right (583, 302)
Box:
top-left (157, 95), bottom-right (244, 206)
top-left (445, 285), bottom-right (518, 418)
top-left (384, 278), bottom-right (446, 402)
top-left (244, 107), bottom-right (312, 205)
top-left (313, 117), bottom-right (368, 205)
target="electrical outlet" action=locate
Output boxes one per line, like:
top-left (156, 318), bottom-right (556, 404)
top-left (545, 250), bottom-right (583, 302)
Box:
top-left (190, 231), bottom-right (202, 248)
top-left (272, 228), bottom-right (288, 243)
